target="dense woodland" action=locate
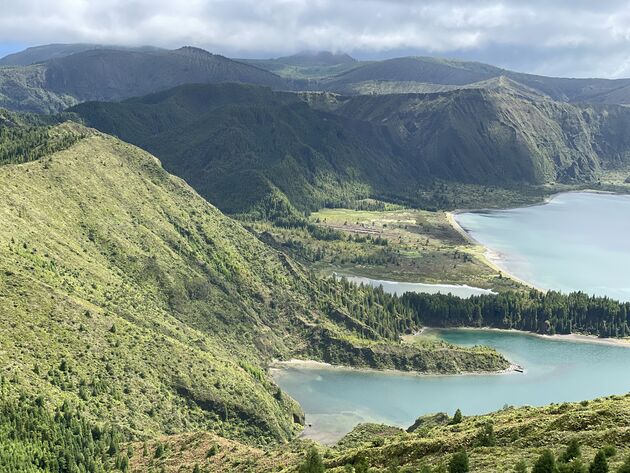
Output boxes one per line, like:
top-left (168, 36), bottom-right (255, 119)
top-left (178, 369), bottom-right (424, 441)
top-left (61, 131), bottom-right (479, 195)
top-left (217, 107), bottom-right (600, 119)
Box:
top-left (0, 111), bottom-right (84, 166)
top-left (0, 384), bottom-right (122, 472)
top-left (403, 290), bottom-right (630, 338)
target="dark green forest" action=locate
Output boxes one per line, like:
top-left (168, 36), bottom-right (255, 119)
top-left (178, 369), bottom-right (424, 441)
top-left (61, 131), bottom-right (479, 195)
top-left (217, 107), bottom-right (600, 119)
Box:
top-left (403, 290), bottom-right (630, 337)
top-left (0, 111), bottom-right (84, 166)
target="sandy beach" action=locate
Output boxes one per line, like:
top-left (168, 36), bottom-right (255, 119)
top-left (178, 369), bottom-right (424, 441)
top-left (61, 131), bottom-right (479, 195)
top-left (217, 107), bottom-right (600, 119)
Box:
top-left (445, 210), bottom-right (540, 290)
top-left (269, 357), bottom-right (521, 378)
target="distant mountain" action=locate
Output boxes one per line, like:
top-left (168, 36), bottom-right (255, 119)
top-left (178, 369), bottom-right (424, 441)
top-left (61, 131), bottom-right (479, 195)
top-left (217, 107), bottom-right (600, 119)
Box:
top-left (0, 46), bottom-right (289, 112)
top-left (239, 51), bottom-right (361, 80)
top-left (274, 51), bottom-right (357, 66)
top-left (0, 43), bottom-right (163, 66)
top-left (335, 82), bottom-right (630, 184)
top-left (322, 55), bottom-right (630, 104)
top-left (70, 83), bottom-right (416, 214)
top-left (325, 56), bottom-right (501, 88)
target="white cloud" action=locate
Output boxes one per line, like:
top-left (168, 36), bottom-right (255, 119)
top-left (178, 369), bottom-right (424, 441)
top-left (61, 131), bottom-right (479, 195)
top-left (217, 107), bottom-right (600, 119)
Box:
top-left (1, 0), bottom-right (630, 77)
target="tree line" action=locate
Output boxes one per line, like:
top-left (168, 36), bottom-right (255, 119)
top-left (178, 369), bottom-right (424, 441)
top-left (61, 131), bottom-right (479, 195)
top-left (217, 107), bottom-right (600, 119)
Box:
top-left (402, 290), bottom-right (630, 338)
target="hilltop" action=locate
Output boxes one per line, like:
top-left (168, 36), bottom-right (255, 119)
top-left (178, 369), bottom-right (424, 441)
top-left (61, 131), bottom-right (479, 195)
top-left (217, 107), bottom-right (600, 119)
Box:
top-left (0, 47), bottom-right (288, 112)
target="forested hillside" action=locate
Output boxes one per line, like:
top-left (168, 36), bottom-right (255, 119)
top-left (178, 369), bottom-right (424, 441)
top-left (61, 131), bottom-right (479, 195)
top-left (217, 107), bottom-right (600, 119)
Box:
top-left (71, 82), bottom-right (630, 217)
top-left (0, 115), bottom-right (512, 470)
top-left (70, 83), bottom-right (416, 214)
top-left (335, 81), bottom-right (630, 185)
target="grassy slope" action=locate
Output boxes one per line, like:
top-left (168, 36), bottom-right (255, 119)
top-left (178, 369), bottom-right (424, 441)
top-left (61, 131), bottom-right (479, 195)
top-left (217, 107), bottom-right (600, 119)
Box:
top-left (250, 205), bottom-right (523, 292)
top-left (124, 393), bottom-right (630, 472)
top-left (0, 124), bottom-right (510, 446)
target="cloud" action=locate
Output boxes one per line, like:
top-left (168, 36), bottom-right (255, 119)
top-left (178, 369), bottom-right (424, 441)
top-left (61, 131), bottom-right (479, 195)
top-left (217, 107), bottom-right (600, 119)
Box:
top-left (1, 0), bottom-right (630, 77)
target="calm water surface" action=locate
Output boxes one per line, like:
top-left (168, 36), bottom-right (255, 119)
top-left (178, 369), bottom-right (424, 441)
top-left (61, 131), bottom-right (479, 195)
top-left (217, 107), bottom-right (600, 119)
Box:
top-left (273, 329), bottom-right (630, 443)
top-left (455, 192), bottom-right (630, 300)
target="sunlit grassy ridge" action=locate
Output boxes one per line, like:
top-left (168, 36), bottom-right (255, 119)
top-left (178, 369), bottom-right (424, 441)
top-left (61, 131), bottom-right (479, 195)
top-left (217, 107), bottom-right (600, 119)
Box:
top-left (0, 122), bottom-right (510, 462)
top-left (119, 393), bottom-right (630, 472)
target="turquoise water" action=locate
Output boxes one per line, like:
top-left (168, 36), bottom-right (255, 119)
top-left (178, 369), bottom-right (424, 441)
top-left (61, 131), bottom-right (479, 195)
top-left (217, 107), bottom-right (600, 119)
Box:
top-left (339, 274), bottom-right (493, 298)
top-left (273, 329), bottom-right (630, 443)
top-left (455, 192), bottom-right (630, 301)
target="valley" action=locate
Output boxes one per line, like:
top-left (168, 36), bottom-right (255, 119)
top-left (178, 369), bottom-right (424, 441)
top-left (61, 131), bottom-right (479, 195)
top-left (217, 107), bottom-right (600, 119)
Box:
top-left (2, 39), bottom-right (630, 473)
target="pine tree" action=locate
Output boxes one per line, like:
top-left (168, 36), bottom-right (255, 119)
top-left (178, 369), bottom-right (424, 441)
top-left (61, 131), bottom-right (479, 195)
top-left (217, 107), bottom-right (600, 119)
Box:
top-left (449, 450), bottom-right (469, 473)
top-left (533, 450), bottom-right (558, 473)
top-left (299, 447), bottom-right (325, 473)
top-left (561, 439), bottom-right (582, 463)
top-left (515, 460), bottom-right (528, 473)
top-left (452, 409), bottom-right (463, 424)
top-left (589, 450), bottom-right (608, 473)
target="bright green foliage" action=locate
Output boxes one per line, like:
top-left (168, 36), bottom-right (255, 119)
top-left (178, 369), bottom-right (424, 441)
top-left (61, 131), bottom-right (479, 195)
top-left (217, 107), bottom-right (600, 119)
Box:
top-left (403, 290), bottom-right (630, 338)
top-left (617, 456), bottom-right (630, 473)
top-left (448, 450), bottom-right (469, 473)
top-left (0, 387), bottom-right (120, 472)
top-left (562, 439), bottom-right (582, 463)
top-left (533, 450), bottom-right (558, 473)
top-left (0, 127), bottom-right (507, 450)
top-left (298, 447), bottom-right (325, 473)
top-left (590, 450), bottom-right (609, 473)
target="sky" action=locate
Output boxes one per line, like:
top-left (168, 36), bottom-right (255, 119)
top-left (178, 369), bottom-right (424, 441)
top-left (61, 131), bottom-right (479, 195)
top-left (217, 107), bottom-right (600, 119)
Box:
top-left (2, 0), bottom-right (630, 78)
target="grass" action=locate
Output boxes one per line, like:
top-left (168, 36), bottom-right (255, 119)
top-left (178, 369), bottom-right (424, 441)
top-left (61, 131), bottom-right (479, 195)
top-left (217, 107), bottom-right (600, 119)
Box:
top-left (250, 204), bottom-right (524, 292)
top-left (121, 393), bottom-right (630, 472)
top-left (0, 123), bottom-right (512, 458)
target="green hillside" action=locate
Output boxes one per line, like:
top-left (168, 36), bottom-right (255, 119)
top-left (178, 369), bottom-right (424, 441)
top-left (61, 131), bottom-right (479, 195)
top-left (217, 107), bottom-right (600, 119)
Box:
top-left (119, 393), bottom-right (630, 472)
top-left (0, 116), bottom-right (511, 469)
top-left (72, 82), bottom-right (630, 217)
top-left (70, 83), bottom-right (417, 214)
top-left (336, 83), bottom-right (630, 185)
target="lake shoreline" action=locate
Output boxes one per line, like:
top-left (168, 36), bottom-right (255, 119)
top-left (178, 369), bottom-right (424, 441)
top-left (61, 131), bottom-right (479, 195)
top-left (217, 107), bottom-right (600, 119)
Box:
top-left (446, 189), bottom-right (630, 294)
top-left (425, 326), bottom-right (630, 348)
top-left (269, 357), bottom-right (522, 378)
top-left (445, 211), bottom-right (541, 290)
top-left (334, 271), bottom-right (495, 297)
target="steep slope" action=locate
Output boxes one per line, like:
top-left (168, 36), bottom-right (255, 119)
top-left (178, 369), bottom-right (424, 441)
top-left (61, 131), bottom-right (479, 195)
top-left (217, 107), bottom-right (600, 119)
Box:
top-left (0, 43), bottom-right (163, 66)
top-left (0, 47), bottom-right (289, 112)
top-left (116, 392), bottom-right (630, 472)
top-left (70, 83), bottom-right (416, 214)
top-left (0, 118), bottom-right (509, 449)
top-left (335, 83), bottom-right (630, 185)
